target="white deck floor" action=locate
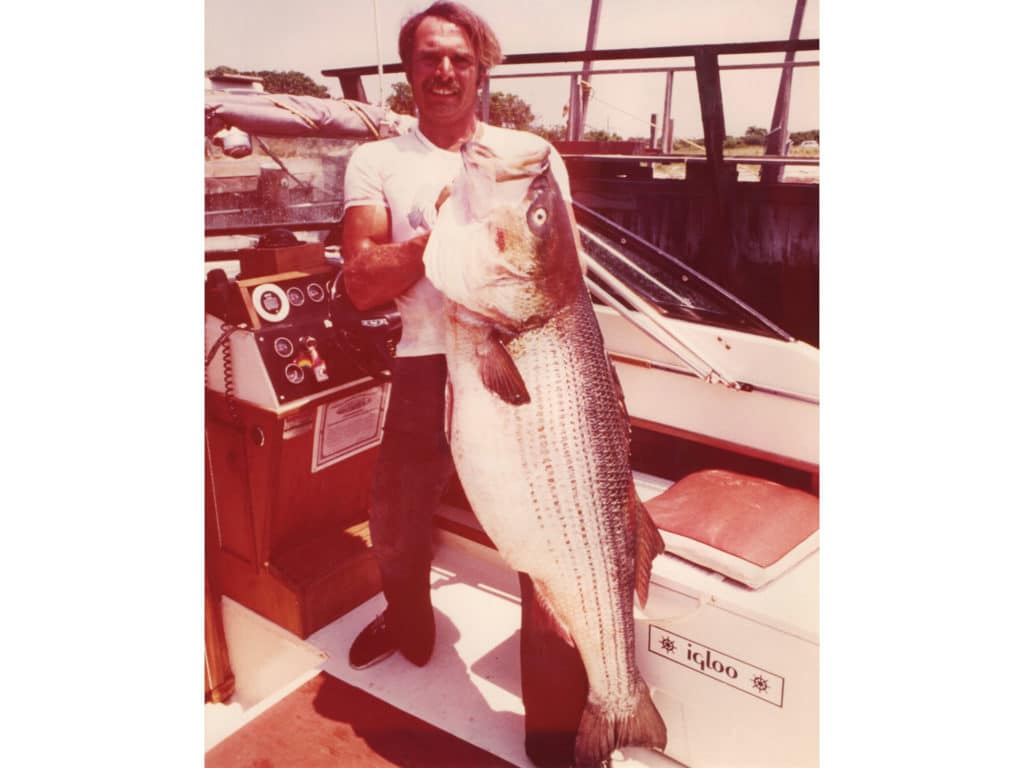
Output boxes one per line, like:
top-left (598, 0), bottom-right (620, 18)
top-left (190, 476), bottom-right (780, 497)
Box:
top-left (205, 530), bottom-right (680, 767)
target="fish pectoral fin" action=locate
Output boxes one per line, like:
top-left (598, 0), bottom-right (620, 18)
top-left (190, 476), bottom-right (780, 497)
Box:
top-left (477, 332), bottom-right (531, 405)
top-left (633, 490), bottom-right (666, 609)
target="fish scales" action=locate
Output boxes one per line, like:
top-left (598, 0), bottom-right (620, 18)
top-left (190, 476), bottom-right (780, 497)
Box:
top-left (424, 139), bottom-right (667, 767)
top-left (449, 291), bottom-right (638, 709)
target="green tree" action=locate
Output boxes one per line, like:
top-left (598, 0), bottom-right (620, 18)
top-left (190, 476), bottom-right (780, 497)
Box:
top-left (386, 82), bottom-right (416, 115)
top-left (581, 128), bottom-right (623, 142)
top-left (743, 125), bottom-right (768, 146)
top-left (790, 129), bottom-right (820, 144)
top-left (206, 66), bottom-right (329, 98)
top-left (488, 91), bottom-right (535, 130)
top-left (529, 124), bottom-right (567, 143)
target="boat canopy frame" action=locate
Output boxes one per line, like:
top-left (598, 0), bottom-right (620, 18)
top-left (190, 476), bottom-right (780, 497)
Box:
top-left (322, 38), bottom-right (819, 165)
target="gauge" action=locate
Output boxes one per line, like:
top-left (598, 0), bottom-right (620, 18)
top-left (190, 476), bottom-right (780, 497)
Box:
top-left (286, 286), bottom-right (306, 307)
top-left (284, 364), bottom-right (305, 384)
top-left (261, 290), bottom-right (283, 313)
top-left (252, 283), bottom-right (289, 324)
top-left (306, 283), bottom-right (326, 302)
top-left (273, 337), bottom-right (294, 358)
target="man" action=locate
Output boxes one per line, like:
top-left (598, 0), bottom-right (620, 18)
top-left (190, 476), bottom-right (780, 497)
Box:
top-left (342, 3), bottom-right (585, 765)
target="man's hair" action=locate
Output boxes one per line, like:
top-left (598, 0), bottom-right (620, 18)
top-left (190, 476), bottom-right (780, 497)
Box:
top-left (398, 1), bottom-right (503, 81)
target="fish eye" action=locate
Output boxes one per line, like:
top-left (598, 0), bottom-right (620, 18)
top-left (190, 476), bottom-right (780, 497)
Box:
top-left (528, 206), bottom-right (548, 233)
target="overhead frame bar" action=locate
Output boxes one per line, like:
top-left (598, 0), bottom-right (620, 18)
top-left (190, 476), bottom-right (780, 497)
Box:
top-left (322, 38), bottom-right (820, 85)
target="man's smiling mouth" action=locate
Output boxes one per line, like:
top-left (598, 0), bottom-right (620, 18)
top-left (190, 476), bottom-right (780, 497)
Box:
top-left (427, 81), bottom-right (460, 96)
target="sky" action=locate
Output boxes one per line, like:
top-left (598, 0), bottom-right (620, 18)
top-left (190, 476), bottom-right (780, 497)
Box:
top-left (205, 0), bottom-right (819, 140)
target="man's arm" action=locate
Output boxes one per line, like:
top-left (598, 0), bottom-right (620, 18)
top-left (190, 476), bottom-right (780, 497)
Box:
top-left (341, 205), bottom-right (429, 310)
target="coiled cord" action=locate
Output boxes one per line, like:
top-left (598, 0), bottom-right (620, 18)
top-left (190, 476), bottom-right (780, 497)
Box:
top-left (205, 324), bottom-right (246, 424)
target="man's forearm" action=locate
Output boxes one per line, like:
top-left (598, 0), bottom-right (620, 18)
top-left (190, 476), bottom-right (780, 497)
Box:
top-left (344, 233), bottom-right (429, 310)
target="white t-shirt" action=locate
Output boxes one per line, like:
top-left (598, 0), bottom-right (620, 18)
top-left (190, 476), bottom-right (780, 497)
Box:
top-left (343, 123), bottom-right (573, 357)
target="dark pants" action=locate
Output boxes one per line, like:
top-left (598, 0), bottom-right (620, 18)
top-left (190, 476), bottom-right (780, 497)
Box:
top-left (519, 574), bottom-right (589, 767)
top-left (369, 355), bottom-right (455, 661)
top-left (370, 355), bottom-right (588, 766)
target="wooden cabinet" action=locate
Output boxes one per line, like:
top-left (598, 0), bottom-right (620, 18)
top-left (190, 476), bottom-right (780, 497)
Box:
top-left (205, 383), bottom-right (383, 638)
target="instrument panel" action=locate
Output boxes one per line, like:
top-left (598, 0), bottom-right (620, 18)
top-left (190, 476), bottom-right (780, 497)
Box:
top-left (250, 274), bottom-right (332, 326)
top-left (238, 267), bottom-right (380, 404)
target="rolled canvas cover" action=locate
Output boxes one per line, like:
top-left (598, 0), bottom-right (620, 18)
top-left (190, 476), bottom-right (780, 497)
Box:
top-left (206, 90), bottom-right (415, 140)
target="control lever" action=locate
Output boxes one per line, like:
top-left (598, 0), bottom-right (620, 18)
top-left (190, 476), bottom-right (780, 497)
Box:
top-left (299, 336), bottom-right (329, 383)
top-left (326, 266), bottom-right (401, 379)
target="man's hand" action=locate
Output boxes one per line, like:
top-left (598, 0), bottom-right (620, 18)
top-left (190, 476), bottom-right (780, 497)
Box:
top-left (407, 180), bottom-right (455, 232)
top-left (434, 182), bottom-right (453, 213)
top-left (342, 205), bottom-right (430, 310)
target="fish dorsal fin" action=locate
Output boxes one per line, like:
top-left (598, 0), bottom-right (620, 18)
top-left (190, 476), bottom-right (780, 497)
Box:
top-left (633, 490), bottom-right (665, 608)
top-left (477, 330), bottom-right (531, 405)
top-left (607, 350), bottom-right (662, 605)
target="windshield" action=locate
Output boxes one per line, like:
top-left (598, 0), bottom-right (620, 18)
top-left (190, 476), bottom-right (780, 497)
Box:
top-left (206, 135), bottom-right (357, 239)
top-left (575, 203), bottom-right (791, 340)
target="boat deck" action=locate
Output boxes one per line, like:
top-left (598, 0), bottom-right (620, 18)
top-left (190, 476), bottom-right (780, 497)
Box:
top-left (205, 532), bottom-right (679, 767)
top-left (205, 471), bottom-right (818, 766)
top-left (205, 475), bottom-right (688, 766)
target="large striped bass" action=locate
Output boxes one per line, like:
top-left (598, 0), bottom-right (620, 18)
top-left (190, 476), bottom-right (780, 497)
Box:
top-left (424, 141), bottom-right (667, 768)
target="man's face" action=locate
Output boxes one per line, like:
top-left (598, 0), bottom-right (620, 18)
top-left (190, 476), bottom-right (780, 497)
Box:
top-left (408, 15), bottom-right (480, 125)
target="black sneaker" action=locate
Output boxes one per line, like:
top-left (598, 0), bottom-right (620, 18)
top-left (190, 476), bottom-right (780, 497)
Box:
top-left (348, 613), bottom-right (397, 670)
top-left (399, 602), bottom-right (435, 667)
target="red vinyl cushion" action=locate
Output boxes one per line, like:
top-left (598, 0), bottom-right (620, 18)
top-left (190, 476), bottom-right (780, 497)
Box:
top-left (645, 469), bottom-right (819, 568)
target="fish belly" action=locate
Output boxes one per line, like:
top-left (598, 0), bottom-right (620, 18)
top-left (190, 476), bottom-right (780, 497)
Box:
top-left (447, 304), bottom-right (641, 708)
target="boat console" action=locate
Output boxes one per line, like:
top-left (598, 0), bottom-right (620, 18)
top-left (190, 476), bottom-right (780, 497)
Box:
top-left (204, 234), bottom-right (401, 640)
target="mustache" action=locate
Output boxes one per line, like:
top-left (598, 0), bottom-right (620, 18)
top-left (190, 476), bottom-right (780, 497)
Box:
top-left (425, 77), bottom-right (462, 93)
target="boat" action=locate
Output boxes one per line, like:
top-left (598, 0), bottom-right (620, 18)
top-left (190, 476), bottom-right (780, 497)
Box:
top-left (204, 8), bottom-right (819, 766)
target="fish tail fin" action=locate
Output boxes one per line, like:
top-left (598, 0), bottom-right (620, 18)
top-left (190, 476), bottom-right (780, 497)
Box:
top-left (574, 682), bottom-right (668, 768)
top-left (633, 491), bottom-right (666, 608)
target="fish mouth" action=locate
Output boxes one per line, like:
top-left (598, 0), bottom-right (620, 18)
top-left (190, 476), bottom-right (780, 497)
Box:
top-left (488, 252), bottom-right (536, 281)
top-left (461, 142), bottom-right (551, 182)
